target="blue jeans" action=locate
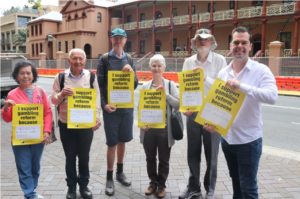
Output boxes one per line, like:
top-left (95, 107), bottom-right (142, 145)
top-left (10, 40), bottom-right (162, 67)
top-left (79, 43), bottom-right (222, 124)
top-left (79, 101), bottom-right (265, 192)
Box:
top-left (221, 138), bottom-right (262, 199)
top-left (12, 143), bottom-right (44, 199)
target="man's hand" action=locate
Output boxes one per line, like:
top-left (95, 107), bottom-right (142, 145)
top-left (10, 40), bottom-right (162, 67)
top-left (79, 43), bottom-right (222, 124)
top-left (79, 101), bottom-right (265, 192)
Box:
top-left (183, 111), bottom-right (193, 116)
top-left (122, 64), bottom-right (133, 72)
top-left (104, 104), bottom-right (117, 113)
top-left (193, 66), bottom-right (206, 80)
top-left (226, 79), bottom-right (240, 90)
top-left (203, 122), bottom-right (216, 133)
top-left (92, 118), bottom-right (101, 131)
top-left (61, 88), bottom-right (74, 98)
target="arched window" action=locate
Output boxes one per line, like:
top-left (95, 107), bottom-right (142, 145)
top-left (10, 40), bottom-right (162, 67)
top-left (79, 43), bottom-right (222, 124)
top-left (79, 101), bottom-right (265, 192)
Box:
top-left (155, 11), bottom-right (162, 20)
top-left (67, 15), bottom-right (71, 21)
top-left (75, 14), bottom-right (78, 19)
top-left (97, 12), bottom-right (102, 22)
top-left (82, 12), bottom-right (86, 18)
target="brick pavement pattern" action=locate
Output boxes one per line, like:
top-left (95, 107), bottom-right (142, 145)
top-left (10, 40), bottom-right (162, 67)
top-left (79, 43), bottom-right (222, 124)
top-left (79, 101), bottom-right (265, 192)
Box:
top-left (1, 121), bottom-right (300, 199)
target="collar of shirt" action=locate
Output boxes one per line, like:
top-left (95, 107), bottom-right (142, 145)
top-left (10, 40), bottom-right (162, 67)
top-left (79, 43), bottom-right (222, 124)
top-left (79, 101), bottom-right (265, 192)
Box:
top-left (193, 51), bottom-right (213, 66)
top-left (66, 68), bottom-right (85, 79)
top-left (227, 58), bottom-right (252, 79)
top-left (109, 49), bottom-right (126, 59)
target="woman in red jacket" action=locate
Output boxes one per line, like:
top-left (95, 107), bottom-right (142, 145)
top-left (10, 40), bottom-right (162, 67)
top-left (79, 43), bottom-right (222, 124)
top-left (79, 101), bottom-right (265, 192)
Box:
top-left (2, 61), bottom-right (52, 199)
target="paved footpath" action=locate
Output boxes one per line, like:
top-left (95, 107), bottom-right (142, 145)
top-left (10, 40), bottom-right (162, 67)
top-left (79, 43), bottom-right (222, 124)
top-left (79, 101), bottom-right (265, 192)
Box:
top-left (1, 119), bottom-right (300, 199)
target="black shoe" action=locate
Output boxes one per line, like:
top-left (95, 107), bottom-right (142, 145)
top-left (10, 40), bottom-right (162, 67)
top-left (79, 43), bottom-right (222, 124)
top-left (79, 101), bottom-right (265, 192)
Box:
top-left (80, 187), bottom-right (93, 199)
top-left (66, 188), bottom-right (76, 199)
top-left (178, 187), bottom-right (202, 199)
top-left (105, 179), bottom-right (115, 196)
top-left (116, 172), bottom-right (131, 186)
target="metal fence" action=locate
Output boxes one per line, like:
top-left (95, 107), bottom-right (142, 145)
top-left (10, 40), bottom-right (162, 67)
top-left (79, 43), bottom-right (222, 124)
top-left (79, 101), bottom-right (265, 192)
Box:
top-left (2, 56), bottom-right (298, 76)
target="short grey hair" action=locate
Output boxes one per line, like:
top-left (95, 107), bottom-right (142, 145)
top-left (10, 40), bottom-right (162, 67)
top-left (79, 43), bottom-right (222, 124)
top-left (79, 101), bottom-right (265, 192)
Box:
top-left (149, 54), bottom-right (166, 68)
top-left (68, 48), bottom-right (86, 59)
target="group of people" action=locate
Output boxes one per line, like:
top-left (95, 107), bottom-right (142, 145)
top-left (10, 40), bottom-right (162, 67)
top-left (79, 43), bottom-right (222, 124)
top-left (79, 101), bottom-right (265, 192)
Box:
top-left (2, 26), bottom-right (277, 199)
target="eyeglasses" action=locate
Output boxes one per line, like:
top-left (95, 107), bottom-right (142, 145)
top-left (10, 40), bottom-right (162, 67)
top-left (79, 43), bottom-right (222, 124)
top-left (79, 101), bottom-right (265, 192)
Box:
top-left (232, 40), bottom-right (249, 46)
top-left (197, 29), bottom-right (210, 34)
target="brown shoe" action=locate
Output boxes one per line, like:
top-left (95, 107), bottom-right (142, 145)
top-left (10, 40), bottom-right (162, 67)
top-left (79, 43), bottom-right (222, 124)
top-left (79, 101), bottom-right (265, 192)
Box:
top-left (144, 183), bottom-right (157, 195)
top-left (156, 187), bottom-right (166, 198)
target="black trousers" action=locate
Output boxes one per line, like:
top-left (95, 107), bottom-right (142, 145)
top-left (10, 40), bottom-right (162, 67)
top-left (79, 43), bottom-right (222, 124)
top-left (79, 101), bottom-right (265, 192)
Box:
top-left (143, 128), bottom-right (171, 188)
top-left (59, 121), bottom-right (94, 188)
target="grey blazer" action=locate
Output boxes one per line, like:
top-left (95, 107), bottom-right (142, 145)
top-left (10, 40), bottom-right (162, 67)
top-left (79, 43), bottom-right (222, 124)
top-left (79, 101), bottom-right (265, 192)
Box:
top-left (139, 78), bottom-right (180, 147)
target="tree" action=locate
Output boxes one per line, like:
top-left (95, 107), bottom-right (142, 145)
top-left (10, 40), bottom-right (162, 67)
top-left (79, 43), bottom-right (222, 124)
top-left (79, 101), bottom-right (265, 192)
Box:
top-left (13, 29), bottom-right (27, 52)
top-left (28, 0), bottom-right (42, 10)
top-left (3, 6), bottom-right (21, 16)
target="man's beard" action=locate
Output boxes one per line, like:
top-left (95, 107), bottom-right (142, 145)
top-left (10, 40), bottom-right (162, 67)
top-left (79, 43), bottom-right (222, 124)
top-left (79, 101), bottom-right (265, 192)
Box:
top-left (197, 46), bottom-right (210, 54)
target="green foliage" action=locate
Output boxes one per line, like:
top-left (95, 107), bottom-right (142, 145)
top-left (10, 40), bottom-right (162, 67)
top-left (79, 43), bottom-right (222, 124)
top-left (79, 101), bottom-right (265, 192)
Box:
top-left (3, 7), bottom-right (21, 16)
top-left (13, 29), bottom-right (27, 47)
top-left (28, 0), bottom-right (42, 10)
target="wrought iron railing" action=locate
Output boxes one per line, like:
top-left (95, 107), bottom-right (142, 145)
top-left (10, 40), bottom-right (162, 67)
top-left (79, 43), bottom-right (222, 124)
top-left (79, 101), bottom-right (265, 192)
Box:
top-left (267, 2), bottom-right (295, 16)
top-left (214, 10), bottom-right (234, 21)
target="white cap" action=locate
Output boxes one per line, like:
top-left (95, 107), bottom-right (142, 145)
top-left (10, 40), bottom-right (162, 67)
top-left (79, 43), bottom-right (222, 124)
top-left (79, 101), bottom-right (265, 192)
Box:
top-left (191, 28), bottom-right (217, 51)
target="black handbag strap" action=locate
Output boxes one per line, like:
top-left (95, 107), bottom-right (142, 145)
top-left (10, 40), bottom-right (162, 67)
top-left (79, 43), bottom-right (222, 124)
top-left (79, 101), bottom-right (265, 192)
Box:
top-left (168, 80), bottom-right (172, 111)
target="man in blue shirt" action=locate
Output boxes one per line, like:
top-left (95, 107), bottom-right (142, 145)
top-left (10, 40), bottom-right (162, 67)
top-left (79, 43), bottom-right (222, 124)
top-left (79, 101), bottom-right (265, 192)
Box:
top-left (97, 28), bottom-right (138, 196)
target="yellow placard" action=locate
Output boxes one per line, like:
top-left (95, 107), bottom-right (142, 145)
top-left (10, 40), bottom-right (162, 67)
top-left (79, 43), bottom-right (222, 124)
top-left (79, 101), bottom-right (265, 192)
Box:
top-left (178, 69), bottom-right (205, 112)
top-left (12, 104), bottom-right (44, 146)
top-left (108, 71), bottom-right (134, 108)
top-left (67, 88), bottom-right (96, 128)
top-left (194, 79), bottom-right (245, 136)
top-left (138, 89), bottom-right (166, 129)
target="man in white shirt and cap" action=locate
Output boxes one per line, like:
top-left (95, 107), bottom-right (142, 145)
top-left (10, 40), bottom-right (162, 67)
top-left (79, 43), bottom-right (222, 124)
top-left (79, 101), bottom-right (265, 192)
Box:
top-left (179, 29), bottom-right (227, 199)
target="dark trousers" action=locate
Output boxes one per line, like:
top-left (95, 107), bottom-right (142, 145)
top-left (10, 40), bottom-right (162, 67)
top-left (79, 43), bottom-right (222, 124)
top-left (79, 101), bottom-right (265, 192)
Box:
top-left (59, 121), bottom-right (94, 188)
top-left (143, 128), bottom-right (171, 188)
top-left (186, 115), bottom-right (220, 194)
top-left (221, 138), bottom-right (262, 199)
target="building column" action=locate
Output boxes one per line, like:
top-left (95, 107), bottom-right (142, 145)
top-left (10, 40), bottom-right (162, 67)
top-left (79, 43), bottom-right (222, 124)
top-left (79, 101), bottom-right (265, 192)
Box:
top-left (292, 16), bottom-right (300, 56)
top-left (122, 6), bottom-right (125, 29)
top-left (9, 31), bottom-right (13, 51)
top-left (292, 1), bottom-right (300, 56)
top-left (136, 3), bottom-right (140, 56)
top-left (233, 0), bottom-right (238, 27)
top-left (210, 0), bottom-right (214, 22)
top-left (188, 27), bottom-right (192, 56)
top-left (261, 19), bottom-right (267, 56)
top-left (108, 8), bottom-right (112, 50)
top-left (152, 1), bottom-right (156, 53)
top-left (169, 0), bottom-right (173, 57)
top-left (268, 41), bottom-right (283, 76)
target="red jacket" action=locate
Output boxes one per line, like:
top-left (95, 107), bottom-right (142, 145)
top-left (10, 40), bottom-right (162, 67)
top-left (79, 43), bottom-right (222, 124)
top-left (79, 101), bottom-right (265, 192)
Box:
top-left (2, 86), bottom-right (53, 133)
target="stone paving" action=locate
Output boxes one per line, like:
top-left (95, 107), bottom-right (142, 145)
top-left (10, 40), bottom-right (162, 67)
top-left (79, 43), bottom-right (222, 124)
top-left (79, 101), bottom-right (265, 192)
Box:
top-left (1, 120), bottom-right (300, 199)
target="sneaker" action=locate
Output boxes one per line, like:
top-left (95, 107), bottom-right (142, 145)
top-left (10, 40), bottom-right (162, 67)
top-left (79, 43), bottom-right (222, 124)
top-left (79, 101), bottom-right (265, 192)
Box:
top-left (80, 187), bottom-right (93, 199)
top-left (205, 193), bottom-right (215, 199)
top-left (144, 183), bottom-right (157, 195)
top-left (178, 188), bottom-right (202, 199)
top-left (156, 187), bottom-right (166, 198)
top-left (105, 179), bottom-right (115, 196)
top-left (116, 172), bottom-right (131, 186)
top-left (33, 194), bottom-right (44, 199)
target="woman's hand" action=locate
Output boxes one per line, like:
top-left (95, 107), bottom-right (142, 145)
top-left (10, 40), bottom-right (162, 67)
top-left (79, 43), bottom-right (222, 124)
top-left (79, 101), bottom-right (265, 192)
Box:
top-left (3, 99), bottom-right (16, 111)
top-left (183, 111), bottom-right (193, 116)
top-left (43, 132), bottom-right (52, 145)
top-left (92, 118), bottom-right (101, 131)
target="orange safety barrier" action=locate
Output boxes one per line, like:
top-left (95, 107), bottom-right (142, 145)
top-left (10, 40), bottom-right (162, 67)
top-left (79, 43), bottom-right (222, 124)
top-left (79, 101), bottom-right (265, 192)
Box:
top-left (38, 69), bottom-right (300, 92)
top-left (276, 76), bottom-right (300, 91)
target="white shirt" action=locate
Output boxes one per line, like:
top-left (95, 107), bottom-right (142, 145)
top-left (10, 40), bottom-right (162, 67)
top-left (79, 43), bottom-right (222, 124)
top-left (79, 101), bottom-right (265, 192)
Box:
top-left (182, 51), bottom-right (227, 95)
top-left (218, 58), bottom-right (278, 144)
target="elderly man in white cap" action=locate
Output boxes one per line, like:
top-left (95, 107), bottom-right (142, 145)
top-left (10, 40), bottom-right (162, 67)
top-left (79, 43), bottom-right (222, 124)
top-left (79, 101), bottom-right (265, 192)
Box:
top-left (179, 29), bottom-right (227, 199)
